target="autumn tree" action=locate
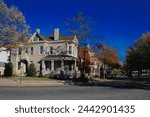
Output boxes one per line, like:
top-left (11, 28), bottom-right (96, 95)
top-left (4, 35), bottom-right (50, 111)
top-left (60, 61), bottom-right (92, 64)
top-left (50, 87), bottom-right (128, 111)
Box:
top-left (125, 48), bottom-right (143, 77)
top-left (125, 32), bottom-right (150, 77)
top-left (95, 43), bottom-right (120, 77)
top-left (95, 44), bottom-right (120, 66)
top-left (0, 0), bottom-right (30, 47)
top-left (0, 0), bottom-right (30, 81)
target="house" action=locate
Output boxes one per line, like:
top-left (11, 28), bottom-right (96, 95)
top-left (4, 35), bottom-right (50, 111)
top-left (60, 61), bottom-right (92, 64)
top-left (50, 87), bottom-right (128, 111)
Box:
top-left (0, 47), bottom-right (10, 76)
top-left (0, 62), bottom-right (5, 76)
top-left (10, 28), bottom-right (79, 78)
top-left (79, 45), bottom-right (103, 77)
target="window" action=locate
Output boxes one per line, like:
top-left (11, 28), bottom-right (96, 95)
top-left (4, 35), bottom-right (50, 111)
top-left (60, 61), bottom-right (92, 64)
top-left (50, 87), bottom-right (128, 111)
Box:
top-left (49, 47), bottom-right (53, 54)
top-left (26, 47), bottom-right (28, 53)
top-left (69, 46), bottom-right (72, 54)
top-left (30, 47), bottom-right (33, 55)
top-left (18, 48), bottom-right (22, 55)
top-left (72, 47), bottom-right (74, 55)
top-left (18, 62), bottom-right (21, 70)
top-left (33, 37), bottom-right (39, 42)
top-left (40, 46), bottom-right (44, 55)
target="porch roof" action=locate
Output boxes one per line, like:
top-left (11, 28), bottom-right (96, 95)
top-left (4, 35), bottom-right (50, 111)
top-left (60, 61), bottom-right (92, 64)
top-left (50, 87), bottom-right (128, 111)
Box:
top-left (42, 55), bottom-right (77, 61)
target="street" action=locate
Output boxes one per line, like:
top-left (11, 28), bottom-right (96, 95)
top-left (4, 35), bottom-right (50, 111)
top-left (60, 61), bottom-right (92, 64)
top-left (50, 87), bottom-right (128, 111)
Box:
top-left (0, 85), bottom-right (150, 100)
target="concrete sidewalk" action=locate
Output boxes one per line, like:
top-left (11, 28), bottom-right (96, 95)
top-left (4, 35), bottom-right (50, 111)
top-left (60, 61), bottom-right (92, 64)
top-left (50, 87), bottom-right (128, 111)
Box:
top-left (0, 78), bottom-right (65, 86)
top-left (0, 78), bottom-right (150, 89)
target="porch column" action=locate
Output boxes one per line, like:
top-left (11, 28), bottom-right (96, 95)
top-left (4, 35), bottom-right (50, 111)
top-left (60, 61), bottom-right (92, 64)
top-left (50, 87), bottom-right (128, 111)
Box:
top-left (98, 65), bottom-right (101, 77)
top-left (51, 60), bottom-right (54, 71)
top-left (74, 60), bottom-right (77, 77)
top-left (74, 60), bottom-right (77, 70)
top-left (42, 60), bottom-right (45, 74)
top-left (61, 59), bottom-right (64, 71)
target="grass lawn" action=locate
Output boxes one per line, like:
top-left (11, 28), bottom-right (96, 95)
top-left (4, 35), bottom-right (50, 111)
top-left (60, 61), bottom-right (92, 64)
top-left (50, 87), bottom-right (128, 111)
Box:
top-left (1, 76), bottom-right (62, 82)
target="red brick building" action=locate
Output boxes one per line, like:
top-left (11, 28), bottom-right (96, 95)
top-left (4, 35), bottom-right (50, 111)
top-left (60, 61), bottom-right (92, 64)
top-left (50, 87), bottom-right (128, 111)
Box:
top-left (79, 45), bottom-right (103, 77)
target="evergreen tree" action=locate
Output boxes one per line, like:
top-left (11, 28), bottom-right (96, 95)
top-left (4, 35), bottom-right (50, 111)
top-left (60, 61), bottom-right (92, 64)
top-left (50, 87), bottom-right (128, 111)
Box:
top-left (27, 63), bottom-right (36, 77)
top-left (4, 62), bottom-right (13, 77)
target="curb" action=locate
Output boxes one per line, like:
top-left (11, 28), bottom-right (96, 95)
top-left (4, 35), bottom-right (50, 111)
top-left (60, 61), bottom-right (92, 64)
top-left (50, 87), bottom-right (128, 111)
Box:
top-left (0, 83), bottom-right (65, 87)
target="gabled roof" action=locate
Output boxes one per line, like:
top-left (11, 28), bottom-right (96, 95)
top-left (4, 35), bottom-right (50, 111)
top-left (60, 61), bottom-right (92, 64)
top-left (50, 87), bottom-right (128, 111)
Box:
top-left (36, 32), bottom-right (46, 41)
top-left (47, 33), bottom-right (75, 41)
top-left (27, 31), bottom-right (75, 43)
top-left (27, 32), bottom-right (47, 43)
top-left (26, 27), bottom-right (79, 44)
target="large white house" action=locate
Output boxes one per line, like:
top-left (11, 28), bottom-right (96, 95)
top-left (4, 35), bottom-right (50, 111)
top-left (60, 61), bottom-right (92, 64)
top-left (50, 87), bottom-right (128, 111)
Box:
top-left (11, 28), bottom-right (79, 78)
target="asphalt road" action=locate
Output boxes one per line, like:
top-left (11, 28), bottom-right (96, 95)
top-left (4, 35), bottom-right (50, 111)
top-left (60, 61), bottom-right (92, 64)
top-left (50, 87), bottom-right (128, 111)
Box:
top-left (0, 85), bottom-right (150, 100)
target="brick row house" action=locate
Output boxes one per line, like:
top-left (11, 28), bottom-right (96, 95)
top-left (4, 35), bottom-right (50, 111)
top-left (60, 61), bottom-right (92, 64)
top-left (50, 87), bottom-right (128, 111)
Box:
top-left (79, 45), bottom-right (104, 77)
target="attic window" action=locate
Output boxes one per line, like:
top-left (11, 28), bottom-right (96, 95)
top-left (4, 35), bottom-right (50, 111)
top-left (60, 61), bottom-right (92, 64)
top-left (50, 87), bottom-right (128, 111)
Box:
top-left (33, 37), bottom-right (39, 42)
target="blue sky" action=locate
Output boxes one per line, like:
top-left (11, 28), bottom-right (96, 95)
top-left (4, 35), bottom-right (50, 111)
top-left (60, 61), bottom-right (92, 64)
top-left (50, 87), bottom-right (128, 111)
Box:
top-left (5, 0), bottom-right (150, 60)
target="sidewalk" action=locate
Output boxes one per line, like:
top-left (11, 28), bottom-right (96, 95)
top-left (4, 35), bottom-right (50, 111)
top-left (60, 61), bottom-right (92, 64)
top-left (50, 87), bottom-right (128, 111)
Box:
top-left (0, 78), bottom-right (65, 86)
top-left (0, 77), bottom-right (150, 89)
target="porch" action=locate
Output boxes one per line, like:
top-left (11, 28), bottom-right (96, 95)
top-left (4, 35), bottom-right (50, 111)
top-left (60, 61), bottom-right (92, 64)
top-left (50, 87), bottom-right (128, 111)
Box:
top-left (41, 55), bottom-right (78, 78)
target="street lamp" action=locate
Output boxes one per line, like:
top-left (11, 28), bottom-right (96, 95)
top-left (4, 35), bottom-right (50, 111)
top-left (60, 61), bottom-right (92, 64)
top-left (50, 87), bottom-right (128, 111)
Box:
top-left (18, 44), bottom-right (24, 84)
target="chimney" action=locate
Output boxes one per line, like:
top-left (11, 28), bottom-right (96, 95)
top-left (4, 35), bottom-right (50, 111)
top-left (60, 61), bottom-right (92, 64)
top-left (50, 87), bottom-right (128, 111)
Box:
top-left (54, 28), bottom-right (59, 40)
top-left (36, 28), bottom-right (40, 34)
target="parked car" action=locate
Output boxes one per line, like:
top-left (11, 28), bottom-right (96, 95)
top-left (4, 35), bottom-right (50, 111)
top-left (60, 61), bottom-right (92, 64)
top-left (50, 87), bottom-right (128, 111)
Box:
top-left (132, 71), bottom-right (138, 77)
top-left (116, 73), bottom-right (127, 78)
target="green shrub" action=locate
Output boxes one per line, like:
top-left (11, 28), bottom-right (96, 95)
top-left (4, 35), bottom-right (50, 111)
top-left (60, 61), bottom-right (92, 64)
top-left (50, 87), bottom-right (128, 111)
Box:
top-left (27, 63), bottom-right (36, 76)
top-left (4, 62), bottom-right (13, 77)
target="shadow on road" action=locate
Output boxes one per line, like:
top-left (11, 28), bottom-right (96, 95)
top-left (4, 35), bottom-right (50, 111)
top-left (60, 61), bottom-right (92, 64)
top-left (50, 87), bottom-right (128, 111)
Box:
top-left (65, 79), bottom-right (150, 90)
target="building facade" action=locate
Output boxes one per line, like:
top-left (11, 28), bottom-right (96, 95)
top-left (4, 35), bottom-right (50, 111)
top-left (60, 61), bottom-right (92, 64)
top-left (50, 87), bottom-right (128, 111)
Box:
top-left (0, 47), bottom-right (10, 75)
top-left (11, 28), bottom-right (79, 78)
top-left (79, 45), bottom-right (104, 77)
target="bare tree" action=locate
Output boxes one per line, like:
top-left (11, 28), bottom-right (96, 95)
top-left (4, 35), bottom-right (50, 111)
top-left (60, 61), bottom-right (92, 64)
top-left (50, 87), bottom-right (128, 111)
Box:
top-left (65, 12), bottom-right (101, 76)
